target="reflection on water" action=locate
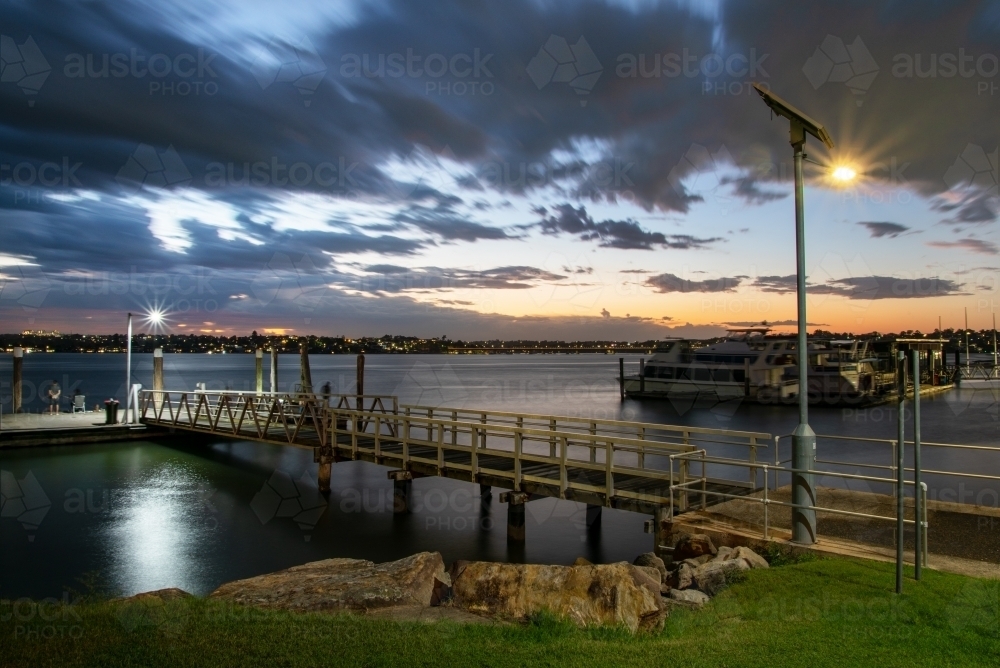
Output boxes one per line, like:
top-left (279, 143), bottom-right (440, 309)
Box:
top-left (1, 354), bottom-right (999, 598)
top-left (104, 463), bottom-right (220, 596)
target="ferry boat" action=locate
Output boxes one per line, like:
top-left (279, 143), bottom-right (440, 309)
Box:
top-left (622, 328), bottom-right (799, 403)
top-left (806, 338), bottom-right (887, 404)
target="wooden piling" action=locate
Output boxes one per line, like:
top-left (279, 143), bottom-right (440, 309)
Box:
top-left (299, 342), bottom-right (313, 396)
top-left (389, 470), bottom-right (413, 513)
top-left (586, 504), bottom-right (602, 529)
top-left (744, 358), bottom-right (751, 396)
top-left (12, 347), bottom-right (22, 414)
top-left (318, 457), bottom-right (332, 494)
top-left (356, 353), bottom-right (365, 411)
top-left (619, 357), bottom-right (625, 401)
top-left (639, 358), bottom-right (645, 394)
top-left (500, 491), bottom-right (528, 543)
top-left (480, 484), bottom-right (492, 498)
top-left (255, 348), bottom-right (263, 394)
top-left (269, 348), bottom-right (278, 393)
top-left (152, 348), bottom-right (164, 411)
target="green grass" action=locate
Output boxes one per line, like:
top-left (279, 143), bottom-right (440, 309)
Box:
top-left (2, 558), bottom-right (999, 667)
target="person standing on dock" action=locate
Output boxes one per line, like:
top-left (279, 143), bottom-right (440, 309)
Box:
top-left (47, 380), bottom-right (61, 414)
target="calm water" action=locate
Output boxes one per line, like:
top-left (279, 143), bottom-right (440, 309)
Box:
top-left (1, 353), bottom-right (998, 598)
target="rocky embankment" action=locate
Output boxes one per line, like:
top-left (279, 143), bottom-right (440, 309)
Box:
top-left (118, 533), bottom-right (768, 633)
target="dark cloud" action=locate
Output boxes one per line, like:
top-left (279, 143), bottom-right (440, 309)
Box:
top-left (927, 238), bottom-right (999, 255)
top-left (645, 273), bottom-right (743, 293)
top-left (536, 204), bottom-right (722, 250)
top-left (859, 222), bottom-right (910, 238)
top-left (749, 273), bottom-right (966, 298)
top-left (752, 275), bottom-right (798, 293)
top-left (815, 276), bottom-right (967, 299)
top-left (722, 320), bottom-right (828, 327)
top-left (353, 264), bottom-right (566, 294)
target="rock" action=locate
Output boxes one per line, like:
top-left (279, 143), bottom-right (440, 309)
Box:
top-left (714, 546), bottom-right (734, 561)
top-left (637, 566), bottom-right (662, 585)
top-left (681, 555), bottom-right (712, 569)
top-left (572, 557), bottom-right (593, 566)
top-left (692, 559), bottom-right (749, 597)
top-left (728, 546), bottom-right (770, 570)
top-left (112, 589), bottom-right (193, 634)
top-left (209, 552), bottom-right (446, 614)
top-left (674, 534), bottom-right (717, 561)
top-left (668, 588), bottom-right (710, 607)
top-left (633, 552), bottom-right (667, 584)
top-left (451, 561), bottom-right (666, 632)
top-left (673, 563), bottom-right (695, 590)
top-left (115, 588), bottom-right (192, 604)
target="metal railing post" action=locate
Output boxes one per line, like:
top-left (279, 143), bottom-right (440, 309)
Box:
top-left (605, 440), bottom-right (614, 505)
top-left (749, 437), bottom-right (757, 489)
top-left (762, 464), bottom-right (770, 539)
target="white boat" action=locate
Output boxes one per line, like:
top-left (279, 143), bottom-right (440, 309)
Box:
top-left (622, 328), bottom-right (799, 402)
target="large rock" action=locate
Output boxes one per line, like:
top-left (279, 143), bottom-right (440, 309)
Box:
top-left (727, 546), bottom-right (770, 570)
top-left (669, 563), bottom-right (695, 590)
top-left (451, 561), bottom-right (666, 632)
top-left (692, 559), bottom-right (748, 597)
top-left (674, 534), bottom-right (717, 561)
top-left (209, 552), bottom-right (447, 613)
top-left (668, 588), bottom-right (709, 607)
top-left (633, 552), bottom-right (667, 584)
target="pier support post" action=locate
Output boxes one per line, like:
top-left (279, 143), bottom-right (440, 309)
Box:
top-left (586, 504), bottom-right (602, 530)
top-left (12, 347), bottom-right (23, 414)
top-left (299, 342), bottom-right (313, 397)
top-left (255, 349), bottom-right (263, 394)
top-left (356, 353), bottom-right (365, 411)
top-left (270, 348), bottom-right (278, 394)
top-left (619, 358), bottom-right (625, 401)
top-left (389, 470), bottom-right (413, 513)
top-left (317, 447), bottom-right (333, 494)
top-left (639, 359), bottom-right (645, 394)
top-left (152, 348), bottom-right (164, 412)
top-left (500, 491), bottom-right (528, 543)
top-left (480, 484), bottom-right (492, 499)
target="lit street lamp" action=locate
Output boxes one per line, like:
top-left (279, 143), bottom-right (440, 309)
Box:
top-left (125, 312), bottom-right (133, 424)
top-left (752, 83), bottom-right (838, 546)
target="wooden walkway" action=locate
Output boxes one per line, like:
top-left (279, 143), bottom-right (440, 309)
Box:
top-left (138, 390), bottom-right (770, 516)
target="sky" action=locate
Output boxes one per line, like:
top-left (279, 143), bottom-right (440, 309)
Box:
top-left (0, 0), bottom-right (998, 339)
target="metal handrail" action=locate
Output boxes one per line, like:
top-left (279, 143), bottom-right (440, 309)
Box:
top-left (667, 449), bottom-right (929, 565)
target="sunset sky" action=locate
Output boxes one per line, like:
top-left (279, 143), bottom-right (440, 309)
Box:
top-left (1, 0), bottom-right (998, 339)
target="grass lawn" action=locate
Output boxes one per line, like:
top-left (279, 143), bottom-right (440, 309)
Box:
top-left (2, 557), bottom-right (999, 667)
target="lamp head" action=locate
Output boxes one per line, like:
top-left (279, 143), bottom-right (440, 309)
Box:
top-left (752, 83), bottom-right (835, 150)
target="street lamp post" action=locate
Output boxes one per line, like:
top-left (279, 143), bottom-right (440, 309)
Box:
top-left (753, 84), bottom-right (836, 545)
top-left (125, 312), bottom-right (133, 424)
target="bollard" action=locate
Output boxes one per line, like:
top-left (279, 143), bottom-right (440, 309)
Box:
top-left (255, 349), bottom-right (263, 394)
top-left (152, 348), bottom-right (164, 412)
top-left (500, 491), bottom-right (529, 543)
top-left (12, 347), bottom-right (23, 414)
top-left (480, 484), bottom-right (492, 499)
top-left (270, 348), bottom-right (278, 393)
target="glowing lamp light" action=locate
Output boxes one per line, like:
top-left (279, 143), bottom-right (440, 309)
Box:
top-left (832, 166), bottom-right (857, 182)
top-left (146, 308), bottom-right (165, 325)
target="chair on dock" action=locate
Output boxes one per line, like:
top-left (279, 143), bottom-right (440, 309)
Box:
top-left (72, 394), bottom-right (87, 413)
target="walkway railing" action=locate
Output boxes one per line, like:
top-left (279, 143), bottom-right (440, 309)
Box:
top-left (138, 390), bottom-right (772, 512)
